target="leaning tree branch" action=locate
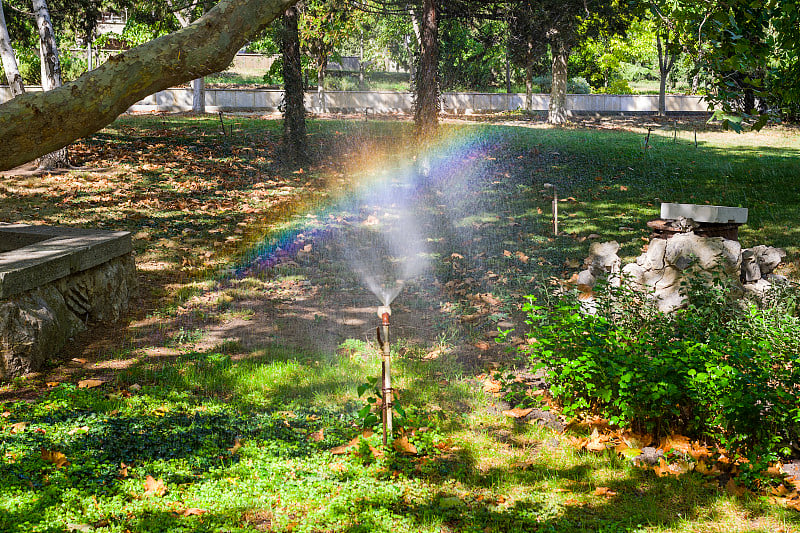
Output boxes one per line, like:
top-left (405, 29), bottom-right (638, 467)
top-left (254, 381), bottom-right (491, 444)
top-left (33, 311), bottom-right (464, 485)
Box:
top-left (0, 0), bottom-right (298, 171)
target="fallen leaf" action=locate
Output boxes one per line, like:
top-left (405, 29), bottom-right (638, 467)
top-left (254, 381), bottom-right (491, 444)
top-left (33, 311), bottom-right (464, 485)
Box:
top-left (515, 251), bottom-right (529, 263)
top-left (46, 381), bottom-right (60, 387)
top-left (308, 429), bottom-right (324, 442)
top-left (67, 425), bottom-right (90, 435)
top-left (77, 379), bottom-right (104, 389)
top-left (41, 449), bottom-right (69, 468)
top-left (483, 379), bottom-right (502, 394)
top-left (725, 478), bottom-right (749, 498)
top-left (10, 422), bottom-right (27, 434)
top-left (228, 438), bottom-right (243, 454)
top-left (620, 185), bottom-right (628, 191)
top-left (144, 475), bottom-right (167, 497)
top-left (502, 407), bottom-right (534, 419)
top-left (594, 486), bottom-right (617, 497)
top-left (330, 430), bottom-right (373, 455)
top-left (393, 435), bottom-right (418, 455)
top-left (503, 250), bottom-right (512, 257)
top-left (473, 341), bottom-right (490, 351)
top-left (180, 508), bottom-right (208, 516)
top-left (71, 358), bottom-right (88, 364)
top-left (118, 463), bottom-right (129, 478)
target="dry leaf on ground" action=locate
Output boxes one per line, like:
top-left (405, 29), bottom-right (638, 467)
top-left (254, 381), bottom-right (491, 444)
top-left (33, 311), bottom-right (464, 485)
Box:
top-left (308, 429), bottom-right (324, 442)
top-left (502, 407), bottom-right (534, 419)
top-left (594, 487), bottom-right (617, 497)
top-left (77, 379), bottom-right (105, 389)
top-left (144, 475), bottom-right (167, 497)
top-left (393, 435), bottom-right (418, 455)
top-left (41, 449), bottom-right (69, 468)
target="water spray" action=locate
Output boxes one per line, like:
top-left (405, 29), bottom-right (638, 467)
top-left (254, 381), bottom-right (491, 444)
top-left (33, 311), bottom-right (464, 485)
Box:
top-left (375, 305), bottom-right (393, 445)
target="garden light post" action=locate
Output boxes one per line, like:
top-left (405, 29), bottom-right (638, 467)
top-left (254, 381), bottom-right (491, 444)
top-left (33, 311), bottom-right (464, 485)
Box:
top-left (376, 306), bottom-right (393, 445)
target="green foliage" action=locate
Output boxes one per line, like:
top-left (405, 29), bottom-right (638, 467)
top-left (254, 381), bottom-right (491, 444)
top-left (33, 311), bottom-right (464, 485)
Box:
top-left (524, 280), bottom-right (800, 479)
top-left (595, 79), bottom-right (634, 94)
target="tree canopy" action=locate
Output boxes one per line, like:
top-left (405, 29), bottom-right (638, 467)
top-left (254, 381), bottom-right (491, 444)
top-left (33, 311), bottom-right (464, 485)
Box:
top-left (0, 0), bottom-right (298, 171)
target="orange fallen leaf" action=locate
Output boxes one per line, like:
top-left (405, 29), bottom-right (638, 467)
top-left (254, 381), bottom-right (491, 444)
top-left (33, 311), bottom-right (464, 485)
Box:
top-left (77, 379), bottom-right (104, 389)
top-left (144, 475), bottom-right (167, 497)
top-left (118, 463), bottom-right (129, 478)
top-left (180, 508), bottom-right (207, 516)
top-left (594, 486), bottom-right (617, 497)
top-left (45, 381), bottom-right (60, 387)
top-left (330, 430), bottom-right (373, 455)
top-left (483, 379), bottom-right (502, 394)
top-left (41, 449), bottom-right (69, 468)
top-left (393, 435), bottom-right (418, 455)
top-left (515, 251), bottom-right (529, 263)
top-left (502, 407), bottom-right (534, 419)
top-left (503, 250), bottom-right (512, 257)
top-left (228, 438), bottom-right (243, 455)
top-left (309, 429), bottom-right (324, 442)
top-left (473, 341), bottom-right (490, 351)
top-left (10, 422), bottom-right (27, 434)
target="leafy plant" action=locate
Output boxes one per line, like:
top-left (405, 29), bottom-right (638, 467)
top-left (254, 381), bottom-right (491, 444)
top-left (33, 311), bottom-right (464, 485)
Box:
top-left (524, 278), bottom-right (800, 482)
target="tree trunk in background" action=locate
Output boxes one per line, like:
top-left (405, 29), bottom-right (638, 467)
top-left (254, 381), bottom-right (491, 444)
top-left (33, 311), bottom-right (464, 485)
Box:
top-left (547, 39), bottom-right (570, 125)
top-left (525, 63), bottom-right (533, 110)
top-left (0, 1), bottom-right (24, 97)
top-left (192, 77), bottom-right (205, 112)
top-left (0, 0), bottom-right (297, 171)
top-left (32, 0), bottom-right (69, 169)
top-left (414, 0), bottom-right (438, 139)
top-left (656, 33), bottom-right (676, 117)
top-left (281, 4), bottom-right (306, 165)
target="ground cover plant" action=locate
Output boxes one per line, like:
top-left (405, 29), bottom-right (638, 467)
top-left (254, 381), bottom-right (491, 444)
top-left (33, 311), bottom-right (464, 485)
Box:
top-left (1, 115), bottom-right (800, 532)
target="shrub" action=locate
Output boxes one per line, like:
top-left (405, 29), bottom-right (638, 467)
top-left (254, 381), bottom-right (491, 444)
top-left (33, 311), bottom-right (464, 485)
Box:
top-left (529, 75), bottom-right (591, 94)
top-left (524, 280), bottom-right (800, 479)
top-left (595, 79), bottom-right (634, 94)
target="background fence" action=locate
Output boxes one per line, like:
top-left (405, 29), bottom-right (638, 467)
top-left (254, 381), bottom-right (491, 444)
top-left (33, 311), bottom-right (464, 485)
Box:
top-left (0, 86), bottom-right (709, 115)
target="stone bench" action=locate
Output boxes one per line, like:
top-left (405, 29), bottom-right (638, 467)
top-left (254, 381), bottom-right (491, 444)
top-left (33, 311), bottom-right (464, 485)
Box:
top-left (0, 224), bottom-right (137, 378)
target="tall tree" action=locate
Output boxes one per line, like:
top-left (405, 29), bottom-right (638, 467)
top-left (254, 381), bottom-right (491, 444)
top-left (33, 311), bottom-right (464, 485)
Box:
top-left (508, 0), bottom-right (632, 124)
top-left (413, 0), bottom-right (437, 138)
top-left (508, 1), bottom-right (547, 110)
top-left (281, 3), bottom-right (306, 164)
top-left (0, 0), bottom-right (25, 96)
top-left (0, 0), bottom-right (298, 171)
top-left (32, 0), bottom-right (69, 168)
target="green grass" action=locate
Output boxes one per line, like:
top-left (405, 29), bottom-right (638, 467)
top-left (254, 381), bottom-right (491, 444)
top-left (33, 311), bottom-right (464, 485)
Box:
top-left (1, 117), bottom-right (800, 532)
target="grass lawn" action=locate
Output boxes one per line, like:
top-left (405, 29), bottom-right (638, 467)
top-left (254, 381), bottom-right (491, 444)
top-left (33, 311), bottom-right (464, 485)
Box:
top-left (1, 115), bottom-right (799, 532)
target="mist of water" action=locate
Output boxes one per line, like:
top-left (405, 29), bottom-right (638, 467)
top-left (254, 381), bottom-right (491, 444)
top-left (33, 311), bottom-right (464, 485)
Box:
top-left (339, 165), bottom-right (429, 306)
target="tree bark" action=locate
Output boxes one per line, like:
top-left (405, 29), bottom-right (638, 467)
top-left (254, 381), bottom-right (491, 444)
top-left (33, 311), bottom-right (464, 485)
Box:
top-left (525, 62), bottom-right (533, 111)
top-left (281, 4), bottom-right (306, 165)
top-left (413, 0), bottom-right (438, 139)
top-left (0, 0), bottom-right (25, 97)
top-left (0, 0), bottom-right (298, 172)
top-left (32, 0), bottom-right (69, 169)
top-left (192, 77), bottom-right (205, 112)
top-left (656, 33), bottom-right (676, 117)
top-left (547, 39), bottom-right (570, 125)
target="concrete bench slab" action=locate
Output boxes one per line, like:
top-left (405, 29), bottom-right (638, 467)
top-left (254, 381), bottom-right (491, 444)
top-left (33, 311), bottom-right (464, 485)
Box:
top-left (660, 203), bottom-right (748, 224)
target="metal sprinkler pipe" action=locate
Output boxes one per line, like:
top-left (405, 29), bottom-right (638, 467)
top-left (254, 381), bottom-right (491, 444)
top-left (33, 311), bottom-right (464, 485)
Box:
top-left (376, 306), bottom-right (393, 445)
top-left (544, 183), bottom-right (558, 236)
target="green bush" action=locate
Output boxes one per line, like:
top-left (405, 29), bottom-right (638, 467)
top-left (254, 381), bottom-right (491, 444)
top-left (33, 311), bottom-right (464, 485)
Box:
top-left (595, 79), bottom-right (634, 94)
top-left (529, 75), bottom-right (592, 94)
top-left (524, 281), bottom-right (800, 480)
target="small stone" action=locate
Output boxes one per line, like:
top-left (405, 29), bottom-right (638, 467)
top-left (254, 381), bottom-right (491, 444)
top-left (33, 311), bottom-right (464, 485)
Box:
top-left (741, 249), bottom-right (761, 282)
top-left (576, 269), bottom-right (596, 287)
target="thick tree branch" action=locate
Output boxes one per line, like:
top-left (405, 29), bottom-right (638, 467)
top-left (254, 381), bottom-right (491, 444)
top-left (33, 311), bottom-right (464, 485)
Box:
top-left (0, 0), bottom-right (297, 171)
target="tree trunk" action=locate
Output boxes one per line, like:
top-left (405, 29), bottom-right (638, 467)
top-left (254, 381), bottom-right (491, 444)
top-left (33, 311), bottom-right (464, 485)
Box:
top-left (525, 63), bottom-right (533, 111)
top-left (547, 39), bottom-right (570, 125)
top-left (32, 0), bottom-right (69, 169)
top-left (657, 34), bottom-right (666, 116)
top-left (656, 33), bottom-right (677, 117)
top-left (281, 4), bottom-right (306, 165)
top-left (413, 0), bottom-right (438, 139)
top-left (0, 0), bottom-right (298, 171)
top-left (192, 77), bottom-right (205, 113)
top-left (0, 0), bottom-right (25, 97)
